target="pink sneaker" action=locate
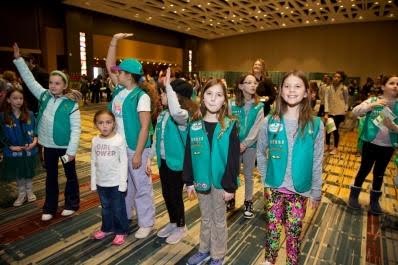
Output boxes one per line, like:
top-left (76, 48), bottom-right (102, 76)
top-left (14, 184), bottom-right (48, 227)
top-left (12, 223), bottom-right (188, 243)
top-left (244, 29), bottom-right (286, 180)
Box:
top-left (112, 234), bottom-right (126, 245)
top-left (93, 230), bottom-right (112, 240)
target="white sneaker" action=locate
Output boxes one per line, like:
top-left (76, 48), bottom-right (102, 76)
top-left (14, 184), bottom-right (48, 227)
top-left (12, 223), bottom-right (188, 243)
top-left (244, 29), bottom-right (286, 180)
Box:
top-left (41, 214), bottom-right (53, 221)
top-left (13, 193), bottom-right (27, 207)
top-left (157, 223), bottom-right (177, 238)
top-left (61, 209), bottom-right (75, 216)
top-left (27, 191), bottom-right (37, 202)
top-left (135, 226), bottom-right (153, 239)
top-left (166, 226), bottom-right (186, 244)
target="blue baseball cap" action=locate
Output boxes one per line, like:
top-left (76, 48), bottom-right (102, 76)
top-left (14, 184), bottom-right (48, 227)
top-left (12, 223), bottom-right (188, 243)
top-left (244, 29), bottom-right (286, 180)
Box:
top-left (112, 58), bottom-right (143, 75)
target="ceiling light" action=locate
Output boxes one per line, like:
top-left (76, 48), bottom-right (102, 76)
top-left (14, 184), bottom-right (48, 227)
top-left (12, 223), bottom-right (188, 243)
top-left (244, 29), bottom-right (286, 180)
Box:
top-left (309, 8), bottom-right (312, 11)
top-left (390, 13), bottom-right (395, 17)
top-left (352, 4), bottom-right (355, 7)
top-left (320, 7), bottom-right (323, 10)
top-left (359, 16), bottom-right (363, 19)
top-left (207, 2), bottom-right (211, 5)
top-left (388, 0), bottom-right (392, 3)
top-left (198, 4), bottom-right (202, 7)
top-left (258, 10), bottom-right (261, 13)
top-left (316, 2), bottom-right (320, 5)
top-left (285, 6), bottom-right (289, 9)
top-left (263, 14), bottom-right (267, 17)
top-left (170, 4), bottom-right (173, 7)
top-left (306, 20), bottom-right (310, 23)
top-left (181, 8), bottom-right (185, 11)
top-left (340, 5), bottom-right (344, 8)
top-left (331, 18), bottom-right (335, 21)
top-left (291, 10), bottom-right (293, 13)
top-left (260, 26), bottom-right (264, 29)
top-left (173, 10), bottom-right (177, 13)
top-left (375, 2), bottom-right (379, 4)
top-left (282, 23), bottom-right (286, 26)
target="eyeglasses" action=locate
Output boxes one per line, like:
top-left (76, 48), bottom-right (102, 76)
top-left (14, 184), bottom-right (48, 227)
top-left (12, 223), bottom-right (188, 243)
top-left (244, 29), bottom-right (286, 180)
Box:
top-left (243, 81), bottom-right (258, 86)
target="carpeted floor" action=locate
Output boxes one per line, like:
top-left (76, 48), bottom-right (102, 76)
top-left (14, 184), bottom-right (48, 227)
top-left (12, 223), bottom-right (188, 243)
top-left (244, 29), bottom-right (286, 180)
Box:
top-left (0, 102), bottom-right (397, 265)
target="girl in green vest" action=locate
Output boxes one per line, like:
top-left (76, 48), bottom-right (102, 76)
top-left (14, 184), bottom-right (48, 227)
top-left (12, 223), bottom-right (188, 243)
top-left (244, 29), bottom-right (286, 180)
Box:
top-left (229, 74), bottom-right (264, 218)
top-left (146, 68), bottom-right (198, 244)
top-left (13, 43), bottom-right (82, 222)
top-left (183, 79), bottom-right (240, 265)
top-left (349, 75), bottom-right (398, 215)
top-left (106, 33), bottom-right (159, 239)
top-left (257, 70), bottom-right (324, 265)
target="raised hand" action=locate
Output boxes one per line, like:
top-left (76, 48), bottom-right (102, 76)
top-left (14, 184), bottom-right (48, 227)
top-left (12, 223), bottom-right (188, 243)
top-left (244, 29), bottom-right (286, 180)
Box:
top-left (165, 67), bottom-right (171, 87)
top-left (113, 33), bottom-right (134, 40)
top-left (13, 43), bottom-right (20, 59)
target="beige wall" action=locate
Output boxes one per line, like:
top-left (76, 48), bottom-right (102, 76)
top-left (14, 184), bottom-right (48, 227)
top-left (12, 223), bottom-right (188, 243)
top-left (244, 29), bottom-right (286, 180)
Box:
top-left (93, 35), bottom-right (183, 65)
top-left (43, 27), bottom-right (64, 71)
top-left (198, 21), bottom-right (398, 82)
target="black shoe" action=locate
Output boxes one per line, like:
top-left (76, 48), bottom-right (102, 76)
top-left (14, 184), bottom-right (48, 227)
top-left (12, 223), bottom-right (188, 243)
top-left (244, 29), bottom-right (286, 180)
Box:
top-left (226, 198), bottom-right (235, 212)
top-left (243, 200), bottom-right (254, 219)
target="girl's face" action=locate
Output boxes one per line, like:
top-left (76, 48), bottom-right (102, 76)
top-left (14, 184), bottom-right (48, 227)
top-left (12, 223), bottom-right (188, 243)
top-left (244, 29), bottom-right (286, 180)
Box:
top-left (160, 90), bottom-right (168, 106)
top-left (203, 84), bottom-right (225, 114)
top-left (95, 113), bottom-right (115, 137)
top-left (49, 75), bottom-right (67, 96)
top-left (382, 76), bottom-right (398, 99)
top-left (252, 60), bottom-right (263, 74)
top-left (281, 75), bottom-right (307, 107)
top-left (239, 75), bottom-right (258, 97)
top-left (116, 71), bottom-right (131, 87)
top-left (7, 90), bottom-right (24, 110)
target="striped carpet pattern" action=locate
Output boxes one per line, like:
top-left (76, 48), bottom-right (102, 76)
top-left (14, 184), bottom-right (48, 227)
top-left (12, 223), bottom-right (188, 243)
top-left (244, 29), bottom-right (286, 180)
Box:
top-left (0, 102), bottom-right (397, 265)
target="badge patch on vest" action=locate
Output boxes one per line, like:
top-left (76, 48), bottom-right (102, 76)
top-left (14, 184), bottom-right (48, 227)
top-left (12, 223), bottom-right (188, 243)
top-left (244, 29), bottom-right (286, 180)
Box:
top-left (269, 122), bottom-right (282, 133)
top-left (191, 122), bottom-right (202, 131)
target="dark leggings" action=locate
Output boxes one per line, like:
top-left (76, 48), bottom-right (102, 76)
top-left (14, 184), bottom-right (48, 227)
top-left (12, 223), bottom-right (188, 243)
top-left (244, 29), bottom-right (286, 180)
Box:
top-left (353, 141), bottom-right (394, 191)
top-left (325, 115), bottom-right (345, 147)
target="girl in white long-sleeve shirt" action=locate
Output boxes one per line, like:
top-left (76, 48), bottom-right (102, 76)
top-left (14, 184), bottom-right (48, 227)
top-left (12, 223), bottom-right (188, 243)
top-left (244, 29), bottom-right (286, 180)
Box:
top-left (91, 110), bottom-right (128, 245)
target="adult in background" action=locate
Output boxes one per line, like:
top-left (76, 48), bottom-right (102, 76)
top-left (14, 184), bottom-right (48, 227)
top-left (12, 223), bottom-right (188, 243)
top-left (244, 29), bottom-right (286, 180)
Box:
top-left (21, 54), bottom-right (49, 114)
top-left (318, 74), bottom-right (331, 117)
top-left (324, 71), bottom-right (349, 155)
top-left (251, 58), bottom-right (267, 82)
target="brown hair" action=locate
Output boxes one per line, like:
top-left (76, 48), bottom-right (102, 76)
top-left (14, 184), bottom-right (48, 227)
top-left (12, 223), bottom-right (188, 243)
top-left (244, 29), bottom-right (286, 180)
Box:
top-left (251, 58), bottom-right (267, 80)
top-left (3, 88), bottom-right (30, 125)
top-left (381, 74), bottom-right (398, 86)
top-left (273, 70), bottom-right (313, 134)
top-left (196, 79), bottom-right (232, 128)
top-left (93, 109), bottom-right (115, 124)
top-left (234, 74), bottom-right (259, 107)
top-left (139, 80), bottom-right (161, 121)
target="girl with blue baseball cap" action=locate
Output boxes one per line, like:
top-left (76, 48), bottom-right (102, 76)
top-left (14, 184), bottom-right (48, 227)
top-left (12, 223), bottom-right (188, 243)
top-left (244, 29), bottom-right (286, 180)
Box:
top-left (106, 33), bottom-right (156, 239)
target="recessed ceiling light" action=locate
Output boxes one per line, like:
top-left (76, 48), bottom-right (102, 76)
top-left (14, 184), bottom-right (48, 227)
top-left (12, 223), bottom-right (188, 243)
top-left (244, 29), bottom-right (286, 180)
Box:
top-left (375, 2), bottom-right (379, 4)
top-left (320, 7), bottom-right (323, 10)
top-left (291, 10), bottom-right (293, 13)
top-left (263, 14), bottom-right (267, 17)
top-left (306, 20), bottom-right (310, 23)
top-left (390, 13), bottom-right (395, 17)
top-left (388, 0), bottom-right (392, 3)
top-left (309, 8), bottom-right (312, 11)
top-left (260, 26), bottom-right (264, 29)
top-left (258, 10), bottom-right (261, 13)
top-left (181, 8), bottom-right (185, 11)
top-left (173, 10), bottom-right (177, 13)
top-left (282, 23), bottom-right (286, 26)
top-left (170, 4), bottom-right (173, 7)
top-left (359, 16), bottom-right (363, 19)
top-left (331, 18), bottom-right (335, 21)
top-left (340, 5), bottom-right (344, 8)
top-left (352, 4), bottom-right (355, 7)
top-left (198, 4), bottom-right (202, 7)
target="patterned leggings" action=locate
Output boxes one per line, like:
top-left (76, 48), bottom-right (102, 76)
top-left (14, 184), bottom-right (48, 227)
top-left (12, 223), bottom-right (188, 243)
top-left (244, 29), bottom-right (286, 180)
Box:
top-left (264, 189), bottom-right (308, 265)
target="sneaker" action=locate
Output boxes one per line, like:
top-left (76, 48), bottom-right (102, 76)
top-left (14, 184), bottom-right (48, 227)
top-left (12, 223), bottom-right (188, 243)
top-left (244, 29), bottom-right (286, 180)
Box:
top-left (13, 193), bottom-right (27, 207)
top-left (157, 223), bottom-right (177, 238)
top-left (112, 234), bottom-right (126, 245)
top-left (166, 226), bottom-right (186, 244)
top-left (209, 258), bottom-right (224, 265)
top-left (93, 230), bottom-right (112, 240)
top-left (61, 209), bottom-right (76, 216)
top-left (135, 226), bottom-right (153, 239)
top-left (186, 252), bottom-right (211, 265)
top-left (27, 191), bottom-right (37, 202)
top-left (243, 200), bottom-right (254, 219)
top-left (329, 148), bottom-right (337, 155)
top-left (41, 214), bottom-right (53, 221)
top-left (226, 198), bottom-right (235, 212)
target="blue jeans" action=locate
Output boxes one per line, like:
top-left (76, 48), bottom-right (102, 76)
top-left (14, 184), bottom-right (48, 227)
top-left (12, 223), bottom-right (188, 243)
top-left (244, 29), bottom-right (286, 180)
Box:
top-left (97, 186), bottom-right (129, 234)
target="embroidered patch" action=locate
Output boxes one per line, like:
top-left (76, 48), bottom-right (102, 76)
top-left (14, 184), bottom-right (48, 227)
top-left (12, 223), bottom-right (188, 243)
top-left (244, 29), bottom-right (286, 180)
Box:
top-left (191, 122), bottom-right (202, 131)
top-left (269, 122), bottom-right (282, 133)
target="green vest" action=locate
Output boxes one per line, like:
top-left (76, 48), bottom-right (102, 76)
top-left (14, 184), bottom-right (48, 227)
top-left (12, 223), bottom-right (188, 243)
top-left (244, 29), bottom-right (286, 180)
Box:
top-left (230, 100), bottom-right (263, 145)
top-left (265, 116), bottom-right (321, 193)
top-left (360, 98), bottom-right (398, 147)
top-left (190, 118), bottom-right (235, 191)
top-left (155, 110), bottom-right (187, 171)
top-left (36, 91), bottom-right (75, 146)
top-left (109, 86), bottom-right (151, 150)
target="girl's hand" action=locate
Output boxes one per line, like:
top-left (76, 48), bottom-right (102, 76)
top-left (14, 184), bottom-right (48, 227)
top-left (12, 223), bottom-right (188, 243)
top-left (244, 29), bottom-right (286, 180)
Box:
top-left (24, 143), bottom-right (36, 151)
top-left (9, 146), bottom-right (23, 152)
top-left (145, 157), bottom-right (152, 176)
top-left (165, 67), bottom-right (171, 87)
top-left (240, 143), bottom-right (247, 153)
top-left (371, 98), bottom-right (388, 109)
top-left (186, 185), bottom-right (196, 200)
top-left (132, 153), bottom-right (142, 169)
top-left (13, 43), bottom-right (20, 59)
top-left (67, 155), bottom-right (75, 161)
top-left (223, 191), bottom-right (234, 201)
top-left (113, 33), bottom-right (133, 40)
top-left (308, 198), bottom-right (320, 209)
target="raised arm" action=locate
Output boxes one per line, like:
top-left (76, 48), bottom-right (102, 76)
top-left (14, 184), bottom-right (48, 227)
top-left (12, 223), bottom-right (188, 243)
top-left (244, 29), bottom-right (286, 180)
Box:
top-left (105, 33), bottom-right (134, 86)
top-left (12, 43), bottom-right (46, 99)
